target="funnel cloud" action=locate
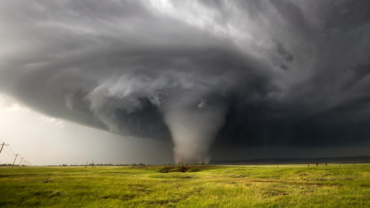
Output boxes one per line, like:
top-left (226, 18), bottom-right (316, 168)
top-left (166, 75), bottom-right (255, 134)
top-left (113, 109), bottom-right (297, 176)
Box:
top-left (163, 91), bottom-right (228, 163)
top-left (1, 0), bottom-right (370, 163)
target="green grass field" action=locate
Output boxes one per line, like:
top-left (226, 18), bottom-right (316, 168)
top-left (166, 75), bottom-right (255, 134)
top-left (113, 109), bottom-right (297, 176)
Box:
top-left (0, 164), bottom-right (369, 207)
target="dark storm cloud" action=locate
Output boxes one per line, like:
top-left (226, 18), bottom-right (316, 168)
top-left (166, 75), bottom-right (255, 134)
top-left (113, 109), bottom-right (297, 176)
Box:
top-left (1, 0), bottom-right (370, 162)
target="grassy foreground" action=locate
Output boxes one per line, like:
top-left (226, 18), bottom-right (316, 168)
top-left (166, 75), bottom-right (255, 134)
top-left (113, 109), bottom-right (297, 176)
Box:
top-left (0, 164), bottom-right (369, 207)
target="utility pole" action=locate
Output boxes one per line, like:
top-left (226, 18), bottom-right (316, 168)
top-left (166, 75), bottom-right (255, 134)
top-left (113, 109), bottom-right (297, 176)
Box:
top-left (85, 161), bottom-right (88, 168)
top-left (12, 154), bottom-right (19, 168)
top-left (0, 142), bottom-right (9, 154)
top-left (19, 157), bottom-right (23, 166)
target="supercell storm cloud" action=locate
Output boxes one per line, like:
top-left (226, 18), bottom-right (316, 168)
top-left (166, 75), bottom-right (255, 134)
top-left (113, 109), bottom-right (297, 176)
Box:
top-left (1, 0), bottom-right (370, 163)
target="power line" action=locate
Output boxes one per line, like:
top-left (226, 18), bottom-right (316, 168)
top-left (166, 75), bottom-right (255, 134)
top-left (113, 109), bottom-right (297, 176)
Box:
top-left (2, 148), bottom-right (13, 156)
top-left (0, 141), bottom-right (31, 166)
top-left (7, 145), bottom-right (16, 155)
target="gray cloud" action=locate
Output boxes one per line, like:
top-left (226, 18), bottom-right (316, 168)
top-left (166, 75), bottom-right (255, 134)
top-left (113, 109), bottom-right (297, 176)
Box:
top-left (1, 0), bottom-right (370, 162)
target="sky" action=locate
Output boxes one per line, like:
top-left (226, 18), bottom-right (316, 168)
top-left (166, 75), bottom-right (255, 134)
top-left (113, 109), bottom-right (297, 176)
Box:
top-left (0, 95), bottom-right (173, 165)
top-left (0, 0), bottom-right (370, 165)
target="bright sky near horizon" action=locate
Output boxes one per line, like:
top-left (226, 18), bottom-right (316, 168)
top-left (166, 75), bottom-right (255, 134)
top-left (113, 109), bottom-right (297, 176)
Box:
top-left (0, 94), bottom-right (173, 166)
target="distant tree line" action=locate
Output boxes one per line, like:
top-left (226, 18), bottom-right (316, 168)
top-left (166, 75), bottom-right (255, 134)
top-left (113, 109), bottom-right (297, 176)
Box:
top-left (65, 163), bottom-right (147, 167)
top-left (60, 162), bottom-right (210, 167)
top-left (0, 164), bottom-right (27, 166)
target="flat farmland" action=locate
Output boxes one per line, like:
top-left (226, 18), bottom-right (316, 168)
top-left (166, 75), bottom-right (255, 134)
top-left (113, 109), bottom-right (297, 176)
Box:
top-left (0, 164), bottom-right (369, 207)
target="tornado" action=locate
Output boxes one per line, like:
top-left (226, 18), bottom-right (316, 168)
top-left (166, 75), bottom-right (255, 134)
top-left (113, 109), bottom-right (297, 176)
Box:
top-left (86, 72), bottom-right (230, 163)
top-left (162, 91), bottom-right (228, 164)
